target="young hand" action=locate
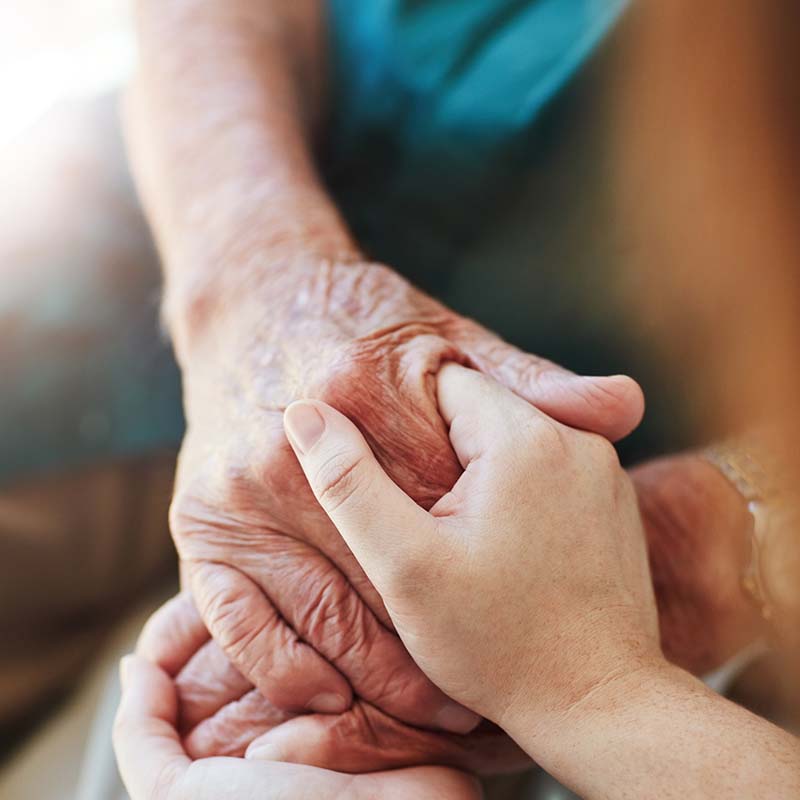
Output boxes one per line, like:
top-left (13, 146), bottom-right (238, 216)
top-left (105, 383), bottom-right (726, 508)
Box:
top-left (282, 364), bottom-right (662, 740)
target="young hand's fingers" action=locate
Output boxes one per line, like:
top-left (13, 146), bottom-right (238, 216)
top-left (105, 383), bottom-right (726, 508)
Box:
top-left (112, 655), bottom-right (190, 800)
top-left (283, 401), bottom-right (438, 599)
top-left (436, 363), bottom-right (553, 468)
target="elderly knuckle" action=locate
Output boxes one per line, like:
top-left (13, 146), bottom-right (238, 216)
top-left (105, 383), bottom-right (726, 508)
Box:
top-left (201, 583), bottom-right (271, 667)
top-left (295, 566), bottom-right (352, 639)
top-left (168, 488), bottom-right (206, 544)
top-left (293, 563), bottom-right (380, 665)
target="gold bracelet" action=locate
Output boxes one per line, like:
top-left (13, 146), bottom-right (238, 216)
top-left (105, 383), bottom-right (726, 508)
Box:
top-left (705, 440), bottom-right (800, 647)
top-left (705, 444), bottom-right (774, 622)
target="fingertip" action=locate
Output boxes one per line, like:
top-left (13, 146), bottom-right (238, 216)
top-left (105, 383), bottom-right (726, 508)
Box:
top-left (245, 741), bottom-right (286, 762)
top-left (118, 654), bottom-right (179, 723)
top-left (586, 374), bottom-right (646, 441)
top-left (243, 713), bottom-right (335, 767)
top-left (436, 363), bottom-right (498, 427)
top-left (307, 691), bottom-right (351, 714)
top-left (531, 371), bottom-right (645, 442)
top-left (431, 702), bottom-right (482, 735)
top-left (255, 644), bottom-right (353, 715)
top-left (245, 725), bottom-right (301, 764)
top-left (284, 401), bottom-right (327, 454)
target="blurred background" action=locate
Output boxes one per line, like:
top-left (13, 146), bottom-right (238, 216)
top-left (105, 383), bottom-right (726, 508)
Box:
top-left (0, 1), bottom-right (797, 798)
top-left (0, 2), bottom-right (179, 796)
top-left (0, 1), bottom-right (133, 147)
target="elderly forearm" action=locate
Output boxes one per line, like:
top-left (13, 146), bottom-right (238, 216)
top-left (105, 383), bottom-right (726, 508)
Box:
top-left (129, 0), bottom-right (359, 352)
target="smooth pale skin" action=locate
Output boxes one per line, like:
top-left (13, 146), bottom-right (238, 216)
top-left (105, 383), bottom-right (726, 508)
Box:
top-left (264, 364), bottom-right (798, 799)
top-left (129, 0), bottom-right (760, 771)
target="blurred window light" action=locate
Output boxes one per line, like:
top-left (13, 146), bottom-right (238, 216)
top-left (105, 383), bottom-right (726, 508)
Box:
top-left (0, 3), bottom-right (135, 147)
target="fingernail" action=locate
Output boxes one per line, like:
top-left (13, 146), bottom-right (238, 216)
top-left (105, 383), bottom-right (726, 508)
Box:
top-left (246, 743), bottom-right (284, 762)
top-left (433, 702), bottom-right (481, 735)
top-left (307, 692), bottom-right (348, 714)
top-left (433, 703), bottom-right (481, 733)
top-left (284, 403), bottom-right (326, 454)
top-left (119, 655), bottom-right (133, 690)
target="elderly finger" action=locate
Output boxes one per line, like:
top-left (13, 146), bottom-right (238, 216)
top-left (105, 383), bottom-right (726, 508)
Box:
top-left (190, 559), bottom-right (353, 714)
top-left (184, 687), bottom-right (292, 758)
top-left (175, 639), bottom-right (252, 732)
top-left (240, 545), bottom-right (479, 734)
top-left (245, 699), bottom-right (528, 774)
top-left (455, 331), bottom-right (644, 442)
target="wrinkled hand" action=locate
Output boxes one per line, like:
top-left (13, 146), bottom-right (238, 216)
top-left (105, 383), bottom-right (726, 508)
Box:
top-left (115, 603), bottom-right (481, 800)
top-left (138, 594), bottom-right (527, 773)
top-left (171, 259), bottom-right (644, 766)
top-left (279, 366), bottom-right (660, 734)
top-left (631, 454), bottom-right (763, 675)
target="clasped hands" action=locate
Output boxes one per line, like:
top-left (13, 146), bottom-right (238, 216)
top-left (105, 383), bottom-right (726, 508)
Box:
top-left (115, 364), bottom-right (664, 798)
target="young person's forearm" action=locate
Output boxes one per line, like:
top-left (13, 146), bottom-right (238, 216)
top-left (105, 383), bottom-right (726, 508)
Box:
top-left (507, 663), bottom-right (799, 800)
top-left (130, 0), bottom-right (359, 348)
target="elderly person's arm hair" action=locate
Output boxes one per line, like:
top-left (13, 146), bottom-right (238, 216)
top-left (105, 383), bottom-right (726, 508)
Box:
top-left (127, 0), bottom-right (358, 356)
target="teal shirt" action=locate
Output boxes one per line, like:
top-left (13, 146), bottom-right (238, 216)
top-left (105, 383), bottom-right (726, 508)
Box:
top-left (328, 0), bottom-right (627, 153)
top-left (325, 0), bottom-right (628, 289)
top-left (7, 0), bottom-right (686, 484)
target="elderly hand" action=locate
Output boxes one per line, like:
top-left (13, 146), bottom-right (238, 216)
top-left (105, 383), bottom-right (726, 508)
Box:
top-left (273, 363), bottom-right (660, 740)
top-left (632, 454), bottom-right (763, 674)
top-left (126, 0), bottom-right (643, 764)
top-left (112, 651), bottom-right (480, 800)
top-left (171, 258), bottom-right (644, 764)
top-left (136, 593), bottom-right (527, 773)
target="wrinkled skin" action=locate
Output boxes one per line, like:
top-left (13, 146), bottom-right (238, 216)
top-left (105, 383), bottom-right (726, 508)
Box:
top-left (632, 454), bottom-right (762, 675)
top-left (170, 258), bottom-right (644, 771)
top-left (166, 455), bottom-right (761, 772)
top-left (125, 607), bottom-right (482, 800)
top-left (140, 594), bottom-right (528, 773)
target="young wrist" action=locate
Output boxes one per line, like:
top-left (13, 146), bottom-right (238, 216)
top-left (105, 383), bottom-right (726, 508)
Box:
top-left (500, 654), bottom-right (673, 763)
top-left (496, 652), bottom-right (668, 761)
